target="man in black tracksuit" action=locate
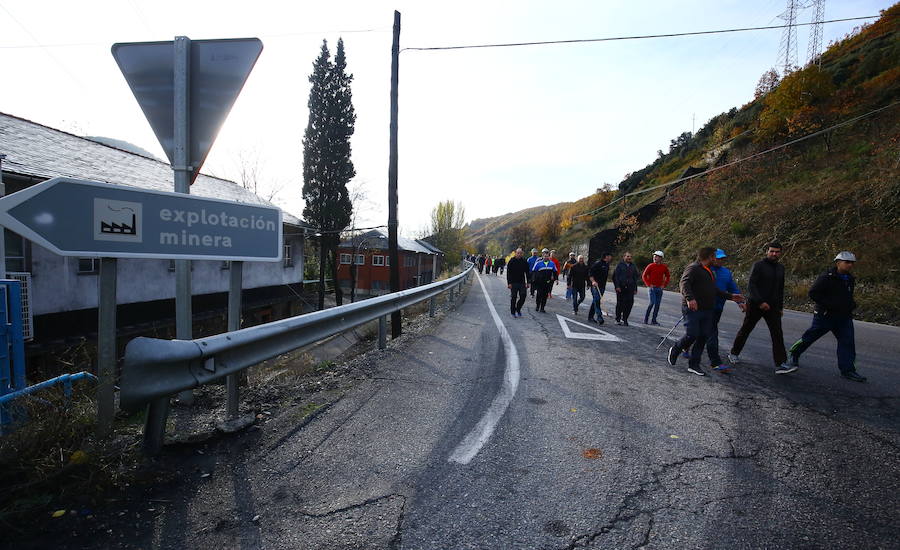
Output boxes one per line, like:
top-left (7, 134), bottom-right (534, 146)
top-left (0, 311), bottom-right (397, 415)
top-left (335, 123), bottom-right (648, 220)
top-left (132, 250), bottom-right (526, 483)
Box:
top-left (587, 252), bottom-right (612, 324)
top-left (612, 252), bottom-right (639, 325)
top-left (668, 247), bottom-right (743, 376)
top-left (567, 255), bottom-right (590, 315)
top-left (788, 251), bottom-right (866, 382)
top-left (729, 242), bottom-right (794, 373)
top-left (506, 248), bottom-right (531, 317)
top-left (531, 249), bottom-right (558, 313)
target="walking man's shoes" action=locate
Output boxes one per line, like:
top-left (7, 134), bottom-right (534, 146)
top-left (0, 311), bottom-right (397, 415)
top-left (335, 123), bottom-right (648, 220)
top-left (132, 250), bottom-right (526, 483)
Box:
top-left (842, 371), bottom-right (867, 382)
top-left (727, 353), bottom-right (741, 364)
top-left (775, 363), bottom-right (798, 374)
top-left (651, 320), bottom-right (660, 326)
top-left (667, 346), bottom-right (679, 366)
top-left (712, 364), bottom-right (732, 373)
top-left (789, 354), bottom-right (800, 367)
top-left (687, 365), bottom-right (707, 376)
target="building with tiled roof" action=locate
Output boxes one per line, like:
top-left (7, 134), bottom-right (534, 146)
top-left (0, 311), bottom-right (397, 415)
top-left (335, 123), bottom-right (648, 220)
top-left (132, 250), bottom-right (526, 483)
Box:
top-left (0, 112), bottom-right (311, 345)
top-left (337, 228), bottom-right (444, 297)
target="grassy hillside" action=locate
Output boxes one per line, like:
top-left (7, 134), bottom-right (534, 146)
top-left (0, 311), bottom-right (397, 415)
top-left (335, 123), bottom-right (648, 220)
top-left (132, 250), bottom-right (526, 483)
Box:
top-left (466, 5), bottom-right (900, 323)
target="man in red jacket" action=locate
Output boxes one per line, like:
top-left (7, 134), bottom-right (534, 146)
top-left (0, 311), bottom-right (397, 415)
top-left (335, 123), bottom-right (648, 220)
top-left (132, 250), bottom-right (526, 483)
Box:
top-left (642, 250), bottom-right (671, 325)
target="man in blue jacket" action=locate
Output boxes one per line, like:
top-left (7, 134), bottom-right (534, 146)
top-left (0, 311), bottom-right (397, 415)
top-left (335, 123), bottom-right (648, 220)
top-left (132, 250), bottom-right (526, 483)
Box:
top-left (708, 249), bottom-right (744, 371)
top-left (527, 248), bottom-right (540, 296)
top-left (788, 252), bottom-right (866, 382)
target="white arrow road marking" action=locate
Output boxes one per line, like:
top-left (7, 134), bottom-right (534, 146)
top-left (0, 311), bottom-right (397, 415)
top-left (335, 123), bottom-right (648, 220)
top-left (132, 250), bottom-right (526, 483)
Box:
top-left (448, 271), bottom-right (520, 465)
top-left (557, 314), bottom-right (624, 342)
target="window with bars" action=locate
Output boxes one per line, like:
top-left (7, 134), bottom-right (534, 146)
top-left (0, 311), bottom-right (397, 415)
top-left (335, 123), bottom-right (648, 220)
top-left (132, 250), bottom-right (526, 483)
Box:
top-left (372, 255), bottom-right (385, 266)
top-left (5, 230), bottom-right (26, 273)
top-left (283, 244), bottom-right (293, 267)
top-left (355, 254), bottom-right (365, 265)
top-left (340, 253), bottom-right (352, 264)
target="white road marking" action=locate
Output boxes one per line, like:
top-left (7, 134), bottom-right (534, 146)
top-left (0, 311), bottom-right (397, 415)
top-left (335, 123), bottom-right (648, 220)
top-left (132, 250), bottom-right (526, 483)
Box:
top-left (448, 271), bottom-right (520, 465)
top-left (557, 314), bottom-right (623, 342)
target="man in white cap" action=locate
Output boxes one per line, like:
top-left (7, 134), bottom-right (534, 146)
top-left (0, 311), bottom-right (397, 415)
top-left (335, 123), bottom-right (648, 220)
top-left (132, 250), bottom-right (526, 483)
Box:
top-left (787, 251), bottom-right (866, 382)
top-left (641, 250), bottom-right (671, 325)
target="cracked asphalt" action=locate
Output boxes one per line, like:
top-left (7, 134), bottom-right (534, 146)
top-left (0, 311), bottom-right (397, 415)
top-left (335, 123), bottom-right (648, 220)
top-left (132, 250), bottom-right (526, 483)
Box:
top-left (29, 271), bottom-right (900, 549)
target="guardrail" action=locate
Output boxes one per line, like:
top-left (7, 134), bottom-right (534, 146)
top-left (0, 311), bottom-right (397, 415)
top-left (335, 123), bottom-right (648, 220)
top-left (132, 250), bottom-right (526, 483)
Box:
top-left (121, 262), bottom-right (474, 453)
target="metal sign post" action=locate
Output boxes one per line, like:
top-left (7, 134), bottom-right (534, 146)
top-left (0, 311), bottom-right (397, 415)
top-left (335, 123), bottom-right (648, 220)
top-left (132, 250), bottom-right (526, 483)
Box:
top-left (96, 258), bottom-right (117, 436)
top-left (173, 36), bottom-right (194, 405)
top-left (226, 261), bottom-right (242, 419)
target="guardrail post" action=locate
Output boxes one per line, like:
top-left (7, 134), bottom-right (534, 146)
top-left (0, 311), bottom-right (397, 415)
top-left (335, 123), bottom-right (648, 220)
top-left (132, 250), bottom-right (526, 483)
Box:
top-left (378, 315), bottom-right (387, 349)
top-left (429, 296), bottom-right (435, 317)
top-left (144, 396), bottom-right (169, 455)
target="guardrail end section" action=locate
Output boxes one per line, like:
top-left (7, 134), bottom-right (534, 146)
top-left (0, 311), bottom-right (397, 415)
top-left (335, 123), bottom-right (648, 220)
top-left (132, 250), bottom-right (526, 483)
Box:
top-left (120, 337), bottom-right (203, 412)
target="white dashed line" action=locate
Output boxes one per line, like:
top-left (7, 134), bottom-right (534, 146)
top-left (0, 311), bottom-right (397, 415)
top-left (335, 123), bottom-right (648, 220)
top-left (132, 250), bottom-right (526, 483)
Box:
top-left (448, 272), bottom-right (520, 465)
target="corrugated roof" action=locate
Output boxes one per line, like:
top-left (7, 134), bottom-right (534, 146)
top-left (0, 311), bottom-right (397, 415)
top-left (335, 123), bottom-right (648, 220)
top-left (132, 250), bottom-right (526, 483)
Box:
top-left (339, 228), bottom-right (440, 255)
top-left (0, 112), bottom-right (309, 228)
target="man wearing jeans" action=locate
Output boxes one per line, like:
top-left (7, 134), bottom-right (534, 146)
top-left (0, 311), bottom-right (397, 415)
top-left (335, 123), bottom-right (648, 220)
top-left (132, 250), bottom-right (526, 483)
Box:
top-left (788, 251), bottom-right (867, 382)
top-left (588, 252), bottom-right (612, 324)
top-left (641, 250), bottom-right (670, 325)
top-left (668, 247), bottom-right (743, 376)
top-left (568, 255), bottom-right (590, 315)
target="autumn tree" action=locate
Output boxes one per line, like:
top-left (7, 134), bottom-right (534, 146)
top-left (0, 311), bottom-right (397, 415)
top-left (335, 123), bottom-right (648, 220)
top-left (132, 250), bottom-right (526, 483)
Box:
top-left (429, 200), bottom-right (467, 269)
top-left (756, 65), bottom-right (835, 142)
top-left (507, 222), bottom-right (534, 251)
top-left (303, 38), bottom-right (356, 309)
top-left (537, 209), bottom-right (562, 245)
top-left (754, 68), bottom-right (780, 99)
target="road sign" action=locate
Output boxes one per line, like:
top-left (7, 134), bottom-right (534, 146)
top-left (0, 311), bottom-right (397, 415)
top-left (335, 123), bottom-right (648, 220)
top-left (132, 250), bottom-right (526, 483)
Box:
top-left (111, 38), bottom-right (263, 184)
top-left (0, 177), bottom-right (282, 261)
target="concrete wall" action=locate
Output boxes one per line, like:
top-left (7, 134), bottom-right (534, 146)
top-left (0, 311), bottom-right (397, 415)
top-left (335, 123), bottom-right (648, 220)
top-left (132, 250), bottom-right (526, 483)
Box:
top-left (28, 231), bottom-right (305, 315)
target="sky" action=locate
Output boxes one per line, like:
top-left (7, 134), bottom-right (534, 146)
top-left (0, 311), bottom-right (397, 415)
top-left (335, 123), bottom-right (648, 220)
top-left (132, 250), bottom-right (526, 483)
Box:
top-left (1, 0), bottom-right (893, 236)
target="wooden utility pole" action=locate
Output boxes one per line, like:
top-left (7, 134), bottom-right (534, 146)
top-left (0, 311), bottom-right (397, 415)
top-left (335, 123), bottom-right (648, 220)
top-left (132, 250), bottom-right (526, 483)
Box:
top-left (388, 10), bottom-right (402, 338)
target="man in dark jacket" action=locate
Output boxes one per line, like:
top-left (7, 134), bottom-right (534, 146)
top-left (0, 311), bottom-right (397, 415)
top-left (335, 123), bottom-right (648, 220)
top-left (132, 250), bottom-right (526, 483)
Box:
top-left (587, 252), bottom-right (612, 324)
top-left (506, 248), bottom-right (531, 317)
top-left (668, 247), bottom-right (743, 376)
top-left (729, 242), bottom-right (795, 374)
top-left (567, 255), bottom-right (590, 315)
top-left (612, 252), bottom-right (639, 325)
top-left (788, 252), bottom-right (866, 382)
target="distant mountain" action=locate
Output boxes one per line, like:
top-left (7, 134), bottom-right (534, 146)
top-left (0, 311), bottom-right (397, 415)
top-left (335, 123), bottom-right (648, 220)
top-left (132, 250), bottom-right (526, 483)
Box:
top-left (85, 136), bottom-right (161, 160)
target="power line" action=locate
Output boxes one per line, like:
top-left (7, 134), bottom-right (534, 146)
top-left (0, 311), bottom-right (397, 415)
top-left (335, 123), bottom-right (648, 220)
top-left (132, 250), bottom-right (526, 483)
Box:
top-left (402, 15), bottom-right (878, 52)
top-left (574, 101), bottom-right (900, 219)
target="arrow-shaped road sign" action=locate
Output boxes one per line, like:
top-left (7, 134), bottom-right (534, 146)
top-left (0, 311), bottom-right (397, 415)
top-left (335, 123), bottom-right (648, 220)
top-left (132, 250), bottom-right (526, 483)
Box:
top-left (0, 177), bottom-right (282, 262)
top-left (112, 38), bottom-right (263, 184)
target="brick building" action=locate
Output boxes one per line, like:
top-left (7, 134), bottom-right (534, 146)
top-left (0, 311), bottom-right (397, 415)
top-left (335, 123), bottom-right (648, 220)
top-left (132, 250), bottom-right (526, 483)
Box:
top-left (336, 229), bottom-right (443, 297)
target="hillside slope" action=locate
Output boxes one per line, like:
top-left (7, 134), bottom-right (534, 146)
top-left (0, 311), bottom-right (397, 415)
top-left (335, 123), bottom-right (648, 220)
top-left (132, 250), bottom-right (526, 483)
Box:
top-left (467, 5), bottom-right (900, 323)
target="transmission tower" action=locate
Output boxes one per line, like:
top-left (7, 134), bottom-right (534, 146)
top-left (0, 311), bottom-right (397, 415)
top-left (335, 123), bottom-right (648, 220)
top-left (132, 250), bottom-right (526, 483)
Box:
top-left (806, 0), bottom-right (826, 66)
top-left (777, 0), bottom-right (800, 75)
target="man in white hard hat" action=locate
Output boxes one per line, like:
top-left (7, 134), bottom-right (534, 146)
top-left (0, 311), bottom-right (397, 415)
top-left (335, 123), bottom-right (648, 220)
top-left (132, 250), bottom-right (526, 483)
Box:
top-left (641, 250), bottom-right (671, 325)
top-left (787, 251), bottom-right (866, 382)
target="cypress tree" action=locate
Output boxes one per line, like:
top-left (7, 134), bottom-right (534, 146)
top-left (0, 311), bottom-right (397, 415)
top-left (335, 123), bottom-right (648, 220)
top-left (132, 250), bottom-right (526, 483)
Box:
top-left (302, 39), bottom-right (355, 308)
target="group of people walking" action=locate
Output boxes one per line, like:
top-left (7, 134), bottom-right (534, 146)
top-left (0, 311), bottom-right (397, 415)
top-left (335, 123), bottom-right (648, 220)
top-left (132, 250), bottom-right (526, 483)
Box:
top-left (472, 254), bottom-right (505, 275)
top-left (487, 242), bottom-right (867, 383)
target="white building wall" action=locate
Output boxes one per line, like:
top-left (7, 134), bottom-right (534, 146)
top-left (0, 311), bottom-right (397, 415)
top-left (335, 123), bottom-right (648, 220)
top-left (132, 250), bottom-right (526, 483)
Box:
top-left (29, 232), bottom-right (304, 315)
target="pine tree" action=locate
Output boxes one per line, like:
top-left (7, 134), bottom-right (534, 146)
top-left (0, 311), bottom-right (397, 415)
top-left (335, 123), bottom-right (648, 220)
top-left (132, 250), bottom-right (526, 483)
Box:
top-left (302, 39), bottom-right (356, 308)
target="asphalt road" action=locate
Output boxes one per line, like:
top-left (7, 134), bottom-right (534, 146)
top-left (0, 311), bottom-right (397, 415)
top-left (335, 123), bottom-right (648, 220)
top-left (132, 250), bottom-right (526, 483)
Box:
top-left (35, 270), bottom-right (900, 549)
